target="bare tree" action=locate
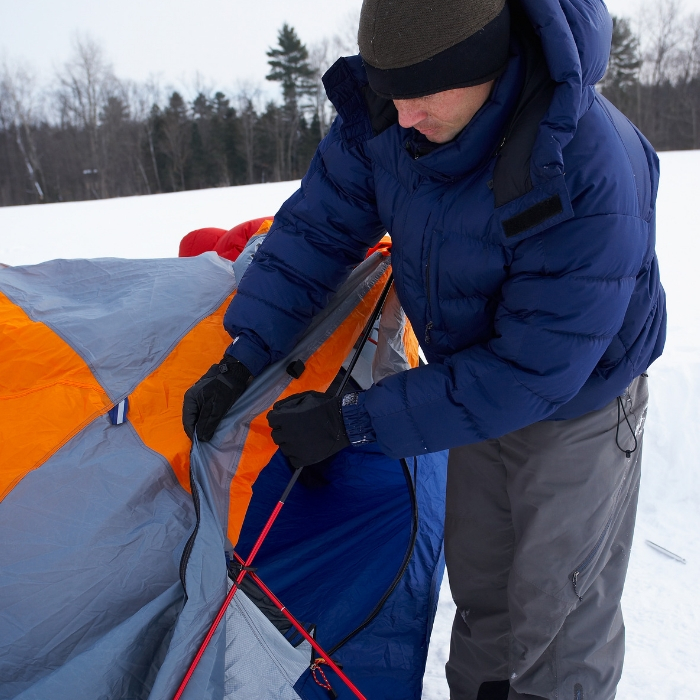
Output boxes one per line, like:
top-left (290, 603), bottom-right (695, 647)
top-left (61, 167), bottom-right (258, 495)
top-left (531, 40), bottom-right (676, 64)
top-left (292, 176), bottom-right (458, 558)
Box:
top-left (638, 0), bottom-right (685, 84)
top-left (236, 84), bottom-right (261, 184)
top-left (138, 78), bottom-right (164, 193)
top-left (98, 82), bottom-right (153, 198)
top-left (56, 35), bottom-right (118, 198)
top-left (123, 79), bottom-right (160, 194)
top-left (308, 9), bottom-right (360, 139)
top-left (673, 14), bottom-right (700, 146)
top-left (677, 13), bottom-right (700, 82)
top-left (308, 39), bottom-right (336, 138)
top-left (333, 8), bottom-right (361, 56)
top-left (1, 61), bottom-right (45, 201)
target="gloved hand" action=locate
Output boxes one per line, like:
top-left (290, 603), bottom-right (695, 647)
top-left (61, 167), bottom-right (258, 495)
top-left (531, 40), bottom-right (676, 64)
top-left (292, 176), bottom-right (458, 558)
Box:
top-left (182, 354), bottom-right (252, 442)
top-left (267, 391), bottom-right (350, 468)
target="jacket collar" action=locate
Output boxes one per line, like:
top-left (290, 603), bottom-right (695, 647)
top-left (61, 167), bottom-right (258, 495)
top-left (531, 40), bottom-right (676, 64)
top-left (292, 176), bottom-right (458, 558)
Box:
top-left (400, 44), bottom-right (525, 182)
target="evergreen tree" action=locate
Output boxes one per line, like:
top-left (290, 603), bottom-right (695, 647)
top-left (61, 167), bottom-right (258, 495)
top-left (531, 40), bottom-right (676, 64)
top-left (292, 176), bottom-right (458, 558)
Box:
top-left (190, 92), bottom-right (219, 188)
top-left (266, 24), bottom-right (319, 179)
top-left (266, 24), bottom-right (317, 108)
top-left (211, 92), bottom-right (247, 186)
top-left (602, 17), bottom-right (641, 92)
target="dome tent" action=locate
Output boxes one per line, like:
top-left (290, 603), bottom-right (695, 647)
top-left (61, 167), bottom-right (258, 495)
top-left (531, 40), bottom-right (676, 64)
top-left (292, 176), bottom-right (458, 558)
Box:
top-left (0, 244), bottom-right (446, 699)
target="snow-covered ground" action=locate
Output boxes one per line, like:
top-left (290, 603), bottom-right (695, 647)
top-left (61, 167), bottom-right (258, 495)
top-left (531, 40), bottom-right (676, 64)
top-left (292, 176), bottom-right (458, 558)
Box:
top-left (1, 151), bottom-right (698, 699)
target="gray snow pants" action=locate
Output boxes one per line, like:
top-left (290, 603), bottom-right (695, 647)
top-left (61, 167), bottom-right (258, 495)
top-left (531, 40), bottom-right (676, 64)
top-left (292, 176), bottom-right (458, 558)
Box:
top-left (445, 375), bottom-right (648, 700)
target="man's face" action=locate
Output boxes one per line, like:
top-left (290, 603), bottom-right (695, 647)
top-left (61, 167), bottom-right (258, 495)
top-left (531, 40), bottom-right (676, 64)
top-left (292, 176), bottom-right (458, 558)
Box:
top-left (393, 81), bottom-right (495, 144)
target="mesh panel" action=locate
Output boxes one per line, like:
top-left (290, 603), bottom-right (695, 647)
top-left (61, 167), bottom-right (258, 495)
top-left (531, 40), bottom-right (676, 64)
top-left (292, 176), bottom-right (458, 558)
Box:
top-left (224, 584), bottom-right (310, 700)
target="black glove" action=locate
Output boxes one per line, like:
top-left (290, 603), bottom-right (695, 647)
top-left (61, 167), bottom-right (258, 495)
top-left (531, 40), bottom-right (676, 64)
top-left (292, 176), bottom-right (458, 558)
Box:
top-left (182, 355), bottom-right (252, 442)
top-left (267, 391), bottom-right (350, 468)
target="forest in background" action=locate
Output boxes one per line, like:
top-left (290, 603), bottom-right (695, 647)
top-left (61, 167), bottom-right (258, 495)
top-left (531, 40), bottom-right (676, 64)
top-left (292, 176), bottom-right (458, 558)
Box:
top-left (1, 0), bottom-right (699, 207)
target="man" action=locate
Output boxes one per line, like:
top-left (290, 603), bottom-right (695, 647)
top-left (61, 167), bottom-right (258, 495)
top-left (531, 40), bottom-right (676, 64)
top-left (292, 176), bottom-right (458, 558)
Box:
top-left (183, 0), bottom-right (666, 698)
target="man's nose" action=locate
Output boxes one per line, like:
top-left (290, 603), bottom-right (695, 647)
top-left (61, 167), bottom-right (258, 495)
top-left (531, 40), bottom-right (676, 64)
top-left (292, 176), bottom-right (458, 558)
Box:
top-left (394, 99), bottom-right (428, 129)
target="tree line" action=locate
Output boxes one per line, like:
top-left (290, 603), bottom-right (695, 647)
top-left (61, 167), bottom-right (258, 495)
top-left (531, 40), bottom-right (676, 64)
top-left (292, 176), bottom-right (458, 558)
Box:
top-left (599, 0), bottom-right (700, 151)
top-left (2, 1), bottom-right (700, 208)
top-left (0, 24), bottom-right (350, 207)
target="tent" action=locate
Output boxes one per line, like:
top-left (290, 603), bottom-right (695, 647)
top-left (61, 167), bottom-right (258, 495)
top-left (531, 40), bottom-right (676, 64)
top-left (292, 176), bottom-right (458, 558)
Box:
top-left (0, 243), bottom-right (447, 699)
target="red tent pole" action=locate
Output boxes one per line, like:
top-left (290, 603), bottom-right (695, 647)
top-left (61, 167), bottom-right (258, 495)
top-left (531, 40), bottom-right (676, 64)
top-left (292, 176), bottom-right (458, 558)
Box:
top-left (172, 467), bottom-right (367, 700)
top-left (172, 469), bottom-right (302, 700)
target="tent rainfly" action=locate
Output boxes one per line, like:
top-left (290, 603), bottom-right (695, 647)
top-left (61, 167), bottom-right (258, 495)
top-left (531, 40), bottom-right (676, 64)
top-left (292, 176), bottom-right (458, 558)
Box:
top-left (0, 243), bottom-right (447, 700)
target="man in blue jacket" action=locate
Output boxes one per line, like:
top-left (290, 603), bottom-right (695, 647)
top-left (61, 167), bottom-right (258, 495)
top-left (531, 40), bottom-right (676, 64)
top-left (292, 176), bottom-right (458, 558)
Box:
top-left (183, 0), bottom-right (666, 697)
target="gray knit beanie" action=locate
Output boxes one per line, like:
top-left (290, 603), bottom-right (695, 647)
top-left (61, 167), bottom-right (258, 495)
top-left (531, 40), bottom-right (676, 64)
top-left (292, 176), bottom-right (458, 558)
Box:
top-left (358, 0), bottom-right (511, 99)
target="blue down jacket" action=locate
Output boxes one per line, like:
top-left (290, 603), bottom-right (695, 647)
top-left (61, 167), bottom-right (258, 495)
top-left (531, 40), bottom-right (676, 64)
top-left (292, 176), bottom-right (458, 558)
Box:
top-left (225, 0), bottom-right (666, 459)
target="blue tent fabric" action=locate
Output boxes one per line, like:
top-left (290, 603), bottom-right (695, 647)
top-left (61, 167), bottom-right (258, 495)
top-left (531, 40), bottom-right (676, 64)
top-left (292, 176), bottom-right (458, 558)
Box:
top-left (172, 443), bottom-right (447, 700)
top-left (238, 447), bottom-right (447, 699)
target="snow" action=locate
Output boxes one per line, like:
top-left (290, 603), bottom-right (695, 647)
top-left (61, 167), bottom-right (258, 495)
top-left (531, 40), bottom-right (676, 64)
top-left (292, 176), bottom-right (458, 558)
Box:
top-left (1, 151), bottom-right (698, 698)
top-left (0, 182), bottom-right (299, 263)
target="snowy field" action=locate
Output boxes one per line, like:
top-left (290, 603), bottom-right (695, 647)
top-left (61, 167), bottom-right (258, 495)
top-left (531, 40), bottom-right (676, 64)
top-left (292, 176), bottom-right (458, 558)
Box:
top-left (1, 151), bottom-right (698, 699)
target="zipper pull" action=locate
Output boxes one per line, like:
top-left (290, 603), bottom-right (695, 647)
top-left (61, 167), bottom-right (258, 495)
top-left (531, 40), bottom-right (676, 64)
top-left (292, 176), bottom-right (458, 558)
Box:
top-left (494, 135), bottom-right (507, 157)
top-left (425, 322), bottom-right (433, 344)
top-left (571, 571), bottom-right (583, 602)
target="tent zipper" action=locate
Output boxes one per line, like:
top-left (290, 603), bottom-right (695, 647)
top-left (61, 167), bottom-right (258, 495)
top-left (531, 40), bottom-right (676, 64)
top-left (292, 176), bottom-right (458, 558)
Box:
top-left (179, 465), bottom-right (202, 595)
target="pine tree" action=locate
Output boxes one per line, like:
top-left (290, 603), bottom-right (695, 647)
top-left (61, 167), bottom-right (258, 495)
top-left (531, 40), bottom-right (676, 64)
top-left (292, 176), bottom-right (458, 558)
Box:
top-left (211, 92), bottom-right (247, 186)
top-left (266, 24), bottom-right (319, 179)
top-left (602, 17), bottom-right (641, 92)
top-left (266, 24), bottom-right (317, 108)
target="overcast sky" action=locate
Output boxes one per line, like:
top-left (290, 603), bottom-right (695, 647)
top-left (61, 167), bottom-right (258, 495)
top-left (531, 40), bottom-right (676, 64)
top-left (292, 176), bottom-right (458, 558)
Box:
top-left (3, 0), bottom-right (700, 102)
top-left (0, 0), bottom-right (362, 102)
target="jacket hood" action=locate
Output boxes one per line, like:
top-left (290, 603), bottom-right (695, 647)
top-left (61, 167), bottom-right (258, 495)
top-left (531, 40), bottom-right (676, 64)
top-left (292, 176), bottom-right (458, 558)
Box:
top-left (518, 0), bottom-right (612, 185)
top-left (323, 0), bottom-right (612, 197)
top-left (523, 0), bottom-right (611, 88)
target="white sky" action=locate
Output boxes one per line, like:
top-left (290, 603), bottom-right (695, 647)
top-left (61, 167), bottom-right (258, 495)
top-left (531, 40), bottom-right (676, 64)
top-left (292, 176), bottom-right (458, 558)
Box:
top-left (2, 0), bottom-right (700, 102)
top-left (0, 0), bottom-right (363, 102)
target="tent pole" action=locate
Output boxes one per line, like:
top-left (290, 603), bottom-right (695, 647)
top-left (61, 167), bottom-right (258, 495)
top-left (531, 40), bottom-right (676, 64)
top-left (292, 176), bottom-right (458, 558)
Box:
top-left (172, 271), bottom-right (393, 700)
top-left (172, 469), bottom-right (302, 700)
top-left (232, 551), bottom-right (368, 700)
top-left (335, 273), bottom-right (393, 397)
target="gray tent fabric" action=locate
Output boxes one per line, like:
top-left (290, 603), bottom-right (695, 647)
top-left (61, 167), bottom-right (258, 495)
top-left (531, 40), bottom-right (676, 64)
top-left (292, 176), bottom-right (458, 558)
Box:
top-left (224, 586), bottom-right (311, 700)
top-left (193, 254), bottom-right (391, 533)
top-left (0, 254), bottom-right (236, 402)
top-left (372, 285), bottom-right (415, 384)
top-left (232, 234), bottom-right (267, 285)
top-left (0, 415), bottom-right (193, 700)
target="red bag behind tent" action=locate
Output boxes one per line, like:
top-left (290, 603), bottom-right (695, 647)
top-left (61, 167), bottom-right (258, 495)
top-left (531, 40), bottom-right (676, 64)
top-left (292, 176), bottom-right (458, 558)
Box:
top-left (179, 217), bottom-right (274, 262)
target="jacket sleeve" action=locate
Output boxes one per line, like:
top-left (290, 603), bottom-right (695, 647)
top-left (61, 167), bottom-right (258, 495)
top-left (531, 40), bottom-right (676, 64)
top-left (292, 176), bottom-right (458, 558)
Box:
top-left (363, 212), bottom-right (648, 458)
top-left (223, 118), bottom-right (386, 376)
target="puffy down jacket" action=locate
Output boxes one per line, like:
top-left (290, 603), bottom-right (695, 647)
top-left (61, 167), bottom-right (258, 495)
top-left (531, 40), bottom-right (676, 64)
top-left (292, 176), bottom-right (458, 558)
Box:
top-left (224, 0), bottom-right (666, 458)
